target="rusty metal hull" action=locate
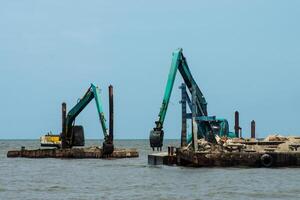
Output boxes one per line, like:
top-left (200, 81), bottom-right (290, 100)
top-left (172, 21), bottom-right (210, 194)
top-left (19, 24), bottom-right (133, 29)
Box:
top-left (148, 149), bottom-right (300, 167)
top-left (7, 147), bottom-right (138, 159)
top-left (176, 149), bottom-right (300, 167)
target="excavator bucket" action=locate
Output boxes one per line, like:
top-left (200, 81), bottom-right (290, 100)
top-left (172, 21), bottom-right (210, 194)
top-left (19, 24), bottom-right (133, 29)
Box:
top-left (150, 129), bottom-right (164, 150)
top-left (102, 141), bottom-right (114, 155)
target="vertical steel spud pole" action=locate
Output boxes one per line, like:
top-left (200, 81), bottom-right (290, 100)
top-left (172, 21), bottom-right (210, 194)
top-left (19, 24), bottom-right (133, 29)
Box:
top-left (192, 85), bottom-right (198, 151)
top-left (61, 102), bottom-right (67, 148)
top-left (180, 83), bottom-right (187, 147)
top-left (109, 85), bottom-right (114, 142)
top-left (234, 111), bottom-right (240, 137)
top-left (251, 120), bottom-right (256, 139)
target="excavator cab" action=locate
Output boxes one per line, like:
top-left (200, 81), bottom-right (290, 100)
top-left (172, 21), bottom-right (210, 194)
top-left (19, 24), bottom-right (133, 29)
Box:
top-left (211, 119), bottom-right (236, 138)
top-left (210, 119), bottom-right (229, 137)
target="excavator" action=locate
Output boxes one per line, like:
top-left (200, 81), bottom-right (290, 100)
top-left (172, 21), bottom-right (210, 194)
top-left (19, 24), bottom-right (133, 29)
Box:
top-left (40, 83), bottom-right (114, 154)
top-left (150, 48), bottom-right (235, 151)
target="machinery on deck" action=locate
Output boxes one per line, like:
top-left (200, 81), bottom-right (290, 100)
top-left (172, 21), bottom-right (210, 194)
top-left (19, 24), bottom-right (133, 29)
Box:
top-left (40, 84), bottom-right (114, 154)
top-left (150, 48), bottom-right (235, 151)
top-left (40, 133), bottom-right (61, 147)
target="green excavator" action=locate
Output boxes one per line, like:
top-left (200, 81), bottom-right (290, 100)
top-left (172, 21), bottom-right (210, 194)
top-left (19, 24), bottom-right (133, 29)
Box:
top-left (150, 48), bottom-right (235, 151)
top-left (40, 83), bottom-right (114, 154)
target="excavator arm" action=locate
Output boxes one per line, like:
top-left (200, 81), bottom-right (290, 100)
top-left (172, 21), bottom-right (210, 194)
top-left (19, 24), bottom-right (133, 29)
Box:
top-left (62, 84), bottom-right (113, 153)
top-left (149, 50), bottom-right (180, 150)
top-left (150, 48), bottom-right (210, 150)
top-left (178, 53), bottom-right (207, 116)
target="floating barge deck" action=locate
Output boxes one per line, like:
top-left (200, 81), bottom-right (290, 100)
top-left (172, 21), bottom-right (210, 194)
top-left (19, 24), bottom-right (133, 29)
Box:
top-left (149, 137), bottom-right (300, 167)
top-left (149, 150), bottom-right (300, 167)
top-left (176, 150), bottom-right (300, 167)
top-left (7, 146), bottom-right (139, 159)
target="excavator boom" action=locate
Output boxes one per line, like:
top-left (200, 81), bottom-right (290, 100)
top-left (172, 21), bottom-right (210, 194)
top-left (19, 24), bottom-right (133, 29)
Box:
top-left (63, 84), bottom-right (110, 148)
top-left (149, 50), bottom-right (180, 150)
top-left (41, 83), bottom-right (114, 154)
top-left (150, 48), bottom-right (228, 150)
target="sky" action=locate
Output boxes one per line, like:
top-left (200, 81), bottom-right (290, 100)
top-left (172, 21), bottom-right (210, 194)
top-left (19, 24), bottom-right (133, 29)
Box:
top-left (0, 0), bottom-right (299, 139)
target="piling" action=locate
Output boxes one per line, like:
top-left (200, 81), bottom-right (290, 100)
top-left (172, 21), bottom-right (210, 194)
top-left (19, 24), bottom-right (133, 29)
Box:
top-left (251, 120), bottom-right (256, 139)
top-left (62, 102), bottom-right (66, 134)
top-left (109, 85), bottom-right (114, 141)
top-left (191, 85), bottom-right (198, 151)
top-left (180, 83), bottom-right (187, 147)
top-left (61, 103), bottom-right (67, 148)
top-left (234, 111), bottom-right (242, 137)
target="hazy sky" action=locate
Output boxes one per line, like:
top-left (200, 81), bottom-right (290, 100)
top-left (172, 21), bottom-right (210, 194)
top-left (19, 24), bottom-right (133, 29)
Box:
top-left (0, 1), bottom-right (299, 139)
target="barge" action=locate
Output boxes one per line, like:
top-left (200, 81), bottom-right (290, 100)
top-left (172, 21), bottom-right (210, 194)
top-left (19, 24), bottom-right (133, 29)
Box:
top-left (7, 146), bottom-right (138, 159)
top-left (149, 136), bottom-right (300, 167)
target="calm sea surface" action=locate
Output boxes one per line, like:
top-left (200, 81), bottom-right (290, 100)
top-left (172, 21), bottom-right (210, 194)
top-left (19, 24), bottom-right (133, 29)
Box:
top-left (1, 139), bottom-right (300, 200)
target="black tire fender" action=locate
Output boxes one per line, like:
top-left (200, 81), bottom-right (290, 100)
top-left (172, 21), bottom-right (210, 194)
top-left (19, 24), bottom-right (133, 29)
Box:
top-left (261, 153), bottom-right (273, 167)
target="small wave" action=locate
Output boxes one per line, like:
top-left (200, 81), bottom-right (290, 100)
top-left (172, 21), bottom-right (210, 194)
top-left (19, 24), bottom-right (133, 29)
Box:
top-left (92, 163), bottom-right (150, 169)
top-left (47, 185), bottom-right (68, 192)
